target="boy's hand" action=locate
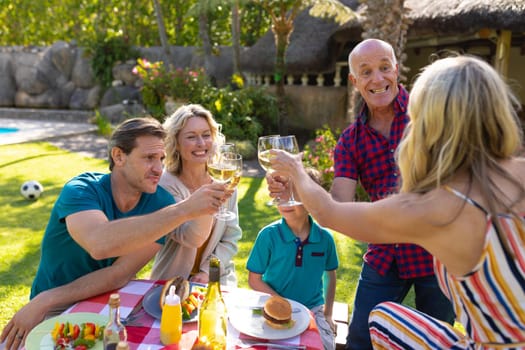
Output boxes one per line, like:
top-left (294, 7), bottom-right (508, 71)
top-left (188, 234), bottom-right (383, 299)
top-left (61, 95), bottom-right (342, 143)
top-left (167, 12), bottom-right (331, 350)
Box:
top-left (326, 317), bottom-right (337, 334)
top-left (266, 174), bottom-right (290, 201)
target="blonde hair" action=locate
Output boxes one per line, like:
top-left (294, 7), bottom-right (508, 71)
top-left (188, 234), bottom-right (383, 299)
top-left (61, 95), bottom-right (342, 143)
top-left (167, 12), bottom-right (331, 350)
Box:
top-left (163, 104), bottom-right (222, 174)
top-left (398, 56), bottom-right (522, 192)
top-left (398, 55), bottom-right (524, 217)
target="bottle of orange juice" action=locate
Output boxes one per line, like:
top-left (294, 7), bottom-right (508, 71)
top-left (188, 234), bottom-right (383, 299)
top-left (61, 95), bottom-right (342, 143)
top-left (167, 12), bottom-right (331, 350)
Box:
top-left (160, 285), bottom-right (182, 345)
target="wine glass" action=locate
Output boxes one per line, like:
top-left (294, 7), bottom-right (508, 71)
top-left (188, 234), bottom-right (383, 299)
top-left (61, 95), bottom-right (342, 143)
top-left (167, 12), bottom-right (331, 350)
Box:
top-left (219, 142), bottom-right (236, 154)
top-left (224, 152), bottom-right (243, 192)
top-left (258, 135), bottom-right (281, 205)
top-left (276, 135), bottom-right (302, 207)
top-left (207, 150), bottom-right (242, 221)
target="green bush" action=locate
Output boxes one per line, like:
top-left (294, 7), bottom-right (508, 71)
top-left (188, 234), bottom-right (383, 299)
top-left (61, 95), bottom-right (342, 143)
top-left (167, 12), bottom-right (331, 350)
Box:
top-left (230, 139), bottom-right (257, 160)
top-left (133, 59), bottom-right (210, 105)
top-left (303, 125), bottom-right (339, 191)
top-left (91, 110), bottom-right (113, 137)
top-left (83, 34), bottom-right (140, 88)
top-left (303, 125), bottom-right (370, 201)
top-left (131, 63), bottom-right (278, 145)
top-left (195, 84), bottom-right (279, 147)
top-left (241, 86), bottom-right (279, 135)
top-left (198, 86), bottom-right (262, 145)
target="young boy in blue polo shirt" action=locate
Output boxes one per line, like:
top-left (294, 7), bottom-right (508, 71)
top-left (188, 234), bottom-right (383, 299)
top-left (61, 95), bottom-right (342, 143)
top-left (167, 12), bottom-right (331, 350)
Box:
top-left (247, 167), bottom-right (339, 350)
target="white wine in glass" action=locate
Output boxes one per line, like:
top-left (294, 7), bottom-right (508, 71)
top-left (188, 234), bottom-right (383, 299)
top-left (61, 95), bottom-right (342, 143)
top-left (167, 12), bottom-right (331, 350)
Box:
top-left (258, 135), bottom-right (280, 205)
top-left (207, 151), bottom-right (241, 221)
top-left (224, 152), bottom-right (242, 190)
top-left (207, 164), bottom-right (237, 184)
top-left (276, 135), bottom-right (302, 207)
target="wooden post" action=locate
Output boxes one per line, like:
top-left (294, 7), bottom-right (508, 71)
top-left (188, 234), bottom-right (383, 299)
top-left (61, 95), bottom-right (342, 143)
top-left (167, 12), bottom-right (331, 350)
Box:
top-left (495, 30), bottom-right (512, 78)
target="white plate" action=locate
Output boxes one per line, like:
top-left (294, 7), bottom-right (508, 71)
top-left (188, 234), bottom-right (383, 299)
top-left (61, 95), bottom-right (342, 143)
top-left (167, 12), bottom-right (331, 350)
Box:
top-left (142, 283), bottom-right (206, 322)
top-left (228, 297), bottom-right (310, 340)
top-left (25, 312), bottom-right (107, 350)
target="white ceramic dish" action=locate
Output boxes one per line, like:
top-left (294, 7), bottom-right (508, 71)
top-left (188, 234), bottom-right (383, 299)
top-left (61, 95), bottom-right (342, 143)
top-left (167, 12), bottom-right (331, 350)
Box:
top-left (228, 297), bottom-right (310, 340)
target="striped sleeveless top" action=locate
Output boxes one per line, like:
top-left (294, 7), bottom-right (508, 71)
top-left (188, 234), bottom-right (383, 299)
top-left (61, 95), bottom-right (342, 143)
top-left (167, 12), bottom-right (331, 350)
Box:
top-left (435, 187), bottom-right (525, 345)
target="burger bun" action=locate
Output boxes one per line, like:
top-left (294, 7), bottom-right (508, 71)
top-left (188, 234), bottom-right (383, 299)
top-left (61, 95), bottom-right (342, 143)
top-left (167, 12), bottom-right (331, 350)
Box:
top-left (263, 295), bottom-right (295, 329)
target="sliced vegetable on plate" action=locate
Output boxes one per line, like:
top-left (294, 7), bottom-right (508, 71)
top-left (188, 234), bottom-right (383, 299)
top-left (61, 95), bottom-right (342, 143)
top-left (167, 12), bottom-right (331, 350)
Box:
top-left (25, 313), bottom-right (107, 350)
top-left (181, 289), bottom-right (206, 320)
top-left (51, 321), bottom-right (104, 349)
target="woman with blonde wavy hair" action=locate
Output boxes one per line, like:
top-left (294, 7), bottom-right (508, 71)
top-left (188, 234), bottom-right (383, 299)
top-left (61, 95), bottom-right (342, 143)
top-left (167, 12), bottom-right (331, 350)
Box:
top-left (150, 104), bottom-right (242, 286)
top-left (269, 56), bottom-right (525, 348)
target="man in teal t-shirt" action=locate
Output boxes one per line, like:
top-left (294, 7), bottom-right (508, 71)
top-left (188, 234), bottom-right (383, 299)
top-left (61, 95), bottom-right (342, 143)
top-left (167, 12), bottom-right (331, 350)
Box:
top-left (2, 117), bottom-right (228, 350)
top-left (30, 171), bottom-right (174, 297)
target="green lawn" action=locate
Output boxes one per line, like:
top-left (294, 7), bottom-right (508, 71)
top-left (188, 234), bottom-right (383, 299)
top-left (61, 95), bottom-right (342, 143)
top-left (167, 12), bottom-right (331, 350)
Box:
top-left (0, 142), bottom-right (410, 331)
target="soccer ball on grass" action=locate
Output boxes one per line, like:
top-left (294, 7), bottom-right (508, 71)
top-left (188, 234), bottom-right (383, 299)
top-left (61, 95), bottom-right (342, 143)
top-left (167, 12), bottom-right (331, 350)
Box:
top-left (20, 180), bottom-right (44, 200)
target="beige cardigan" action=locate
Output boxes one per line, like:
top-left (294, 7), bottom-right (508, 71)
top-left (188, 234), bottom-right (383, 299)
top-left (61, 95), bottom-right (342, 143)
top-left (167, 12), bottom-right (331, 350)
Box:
top-left (150, 170), bottom-right (242, 286)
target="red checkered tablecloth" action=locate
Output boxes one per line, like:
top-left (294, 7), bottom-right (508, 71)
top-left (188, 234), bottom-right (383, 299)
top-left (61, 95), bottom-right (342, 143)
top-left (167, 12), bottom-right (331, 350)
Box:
top-left (64, 279), bottom-right (323, 350)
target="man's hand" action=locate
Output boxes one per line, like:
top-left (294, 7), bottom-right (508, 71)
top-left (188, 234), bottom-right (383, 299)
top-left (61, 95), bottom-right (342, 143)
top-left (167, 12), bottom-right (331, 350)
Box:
top-left (182, 182), bottom-right (227, 216)
top-left (1, 297), bottom-right (49, 350)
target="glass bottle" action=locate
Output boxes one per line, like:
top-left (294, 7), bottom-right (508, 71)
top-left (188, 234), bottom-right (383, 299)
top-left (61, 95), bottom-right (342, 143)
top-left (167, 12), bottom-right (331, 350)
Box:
top-left (103, 293), bottom-right (127, 350)
top-left (198, 257), bottom-right (227, 350)
top-left (160, 285), bottom-right (182, 345)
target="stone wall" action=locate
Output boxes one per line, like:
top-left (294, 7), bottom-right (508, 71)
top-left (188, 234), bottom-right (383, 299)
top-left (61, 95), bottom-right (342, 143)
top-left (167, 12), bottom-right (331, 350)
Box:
top-left (0, 41), bottom-right (238, 109)
top-left (0, 41), bottom-right (350, 133)
top-left (0, 42), bottom-right (102, 110)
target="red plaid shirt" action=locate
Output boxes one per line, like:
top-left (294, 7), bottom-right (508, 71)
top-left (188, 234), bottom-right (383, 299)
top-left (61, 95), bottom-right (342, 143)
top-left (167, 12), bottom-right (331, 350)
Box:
top-left (333, 85), bottom-right (434, 278)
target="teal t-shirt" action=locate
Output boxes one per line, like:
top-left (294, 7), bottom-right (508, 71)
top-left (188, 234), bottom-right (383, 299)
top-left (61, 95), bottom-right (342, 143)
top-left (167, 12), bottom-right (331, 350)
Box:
top-left (246, 216), bottom-right (339, 309)
top-left (30, 172), bottom-right (175, 298)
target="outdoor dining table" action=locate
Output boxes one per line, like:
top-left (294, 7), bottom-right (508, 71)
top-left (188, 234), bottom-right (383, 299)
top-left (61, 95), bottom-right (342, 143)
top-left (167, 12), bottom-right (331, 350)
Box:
top-left (62, 279), bottom-right (323, 350)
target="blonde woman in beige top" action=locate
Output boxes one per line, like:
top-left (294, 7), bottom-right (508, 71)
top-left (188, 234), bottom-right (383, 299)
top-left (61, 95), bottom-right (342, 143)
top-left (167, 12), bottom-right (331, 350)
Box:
top-left (150, 104), bottom-right (242, 286)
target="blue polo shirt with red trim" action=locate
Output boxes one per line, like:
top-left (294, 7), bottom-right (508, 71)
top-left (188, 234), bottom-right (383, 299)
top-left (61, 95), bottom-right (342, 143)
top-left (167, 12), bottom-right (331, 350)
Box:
top-left (246, 216), bottom-right (339, 309)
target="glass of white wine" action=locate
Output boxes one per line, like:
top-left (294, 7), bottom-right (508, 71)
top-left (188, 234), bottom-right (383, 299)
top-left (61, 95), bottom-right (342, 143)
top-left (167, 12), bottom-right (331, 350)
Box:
top-left (207, 150), bottom-right (242, 221)
top-left (224, 152), bottom-right (243, 192)
top-left (276, 135), bottom-right (302, 207)
top-left (258, 135), bottom-right (281, 205)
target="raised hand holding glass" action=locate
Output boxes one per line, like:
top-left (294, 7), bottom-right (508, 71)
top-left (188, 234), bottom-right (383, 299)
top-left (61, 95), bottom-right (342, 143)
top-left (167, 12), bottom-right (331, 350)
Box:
top-left (276, 135), bottom-right (302, 207)
top-left (207, 150), bottom-right (241, 221)
top-left (258, 135), bottom-right (283, 205)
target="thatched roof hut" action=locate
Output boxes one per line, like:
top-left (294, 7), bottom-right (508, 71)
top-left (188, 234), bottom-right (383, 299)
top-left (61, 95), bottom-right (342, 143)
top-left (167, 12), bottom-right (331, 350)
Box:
top-left (407, 0), bottom-right (525, 37)
top-left (240, 0), bottom-right (361, 75)
top-left (240, 0), bottom-right (525, 75)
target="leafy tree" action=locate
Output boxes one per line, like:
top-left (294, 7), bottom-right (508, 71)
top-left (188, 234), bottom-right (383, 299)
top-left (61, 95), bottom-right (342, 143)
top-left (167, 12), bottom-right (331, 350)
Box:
top-left (240, 2), bottom-right (271, 46)
top-left (0, 0), bottom-right (272, 49)
top-left (359, 0), bottom-right (412, 81)
top-left (153, 0), bottom-right (173, 63)
top-left (231, 0), bottom-right (242, 77)
top-left (252, 0), bottom-right (357, 133)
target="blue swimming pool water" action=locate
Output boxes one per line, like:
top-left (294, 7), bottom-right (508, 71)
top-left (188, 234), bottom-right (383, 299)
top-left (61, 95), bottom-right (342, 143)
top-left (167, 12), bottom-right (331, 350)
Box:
top-left (0, 127), bottom-right (19, 134)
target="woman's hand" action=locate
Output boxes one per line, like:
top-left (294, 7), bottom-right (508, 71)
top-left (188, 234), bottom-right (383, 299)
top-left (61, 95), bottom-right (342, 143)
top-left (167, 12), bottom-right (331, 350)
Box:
top-left (190, 271), bottom-right (209, 285)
